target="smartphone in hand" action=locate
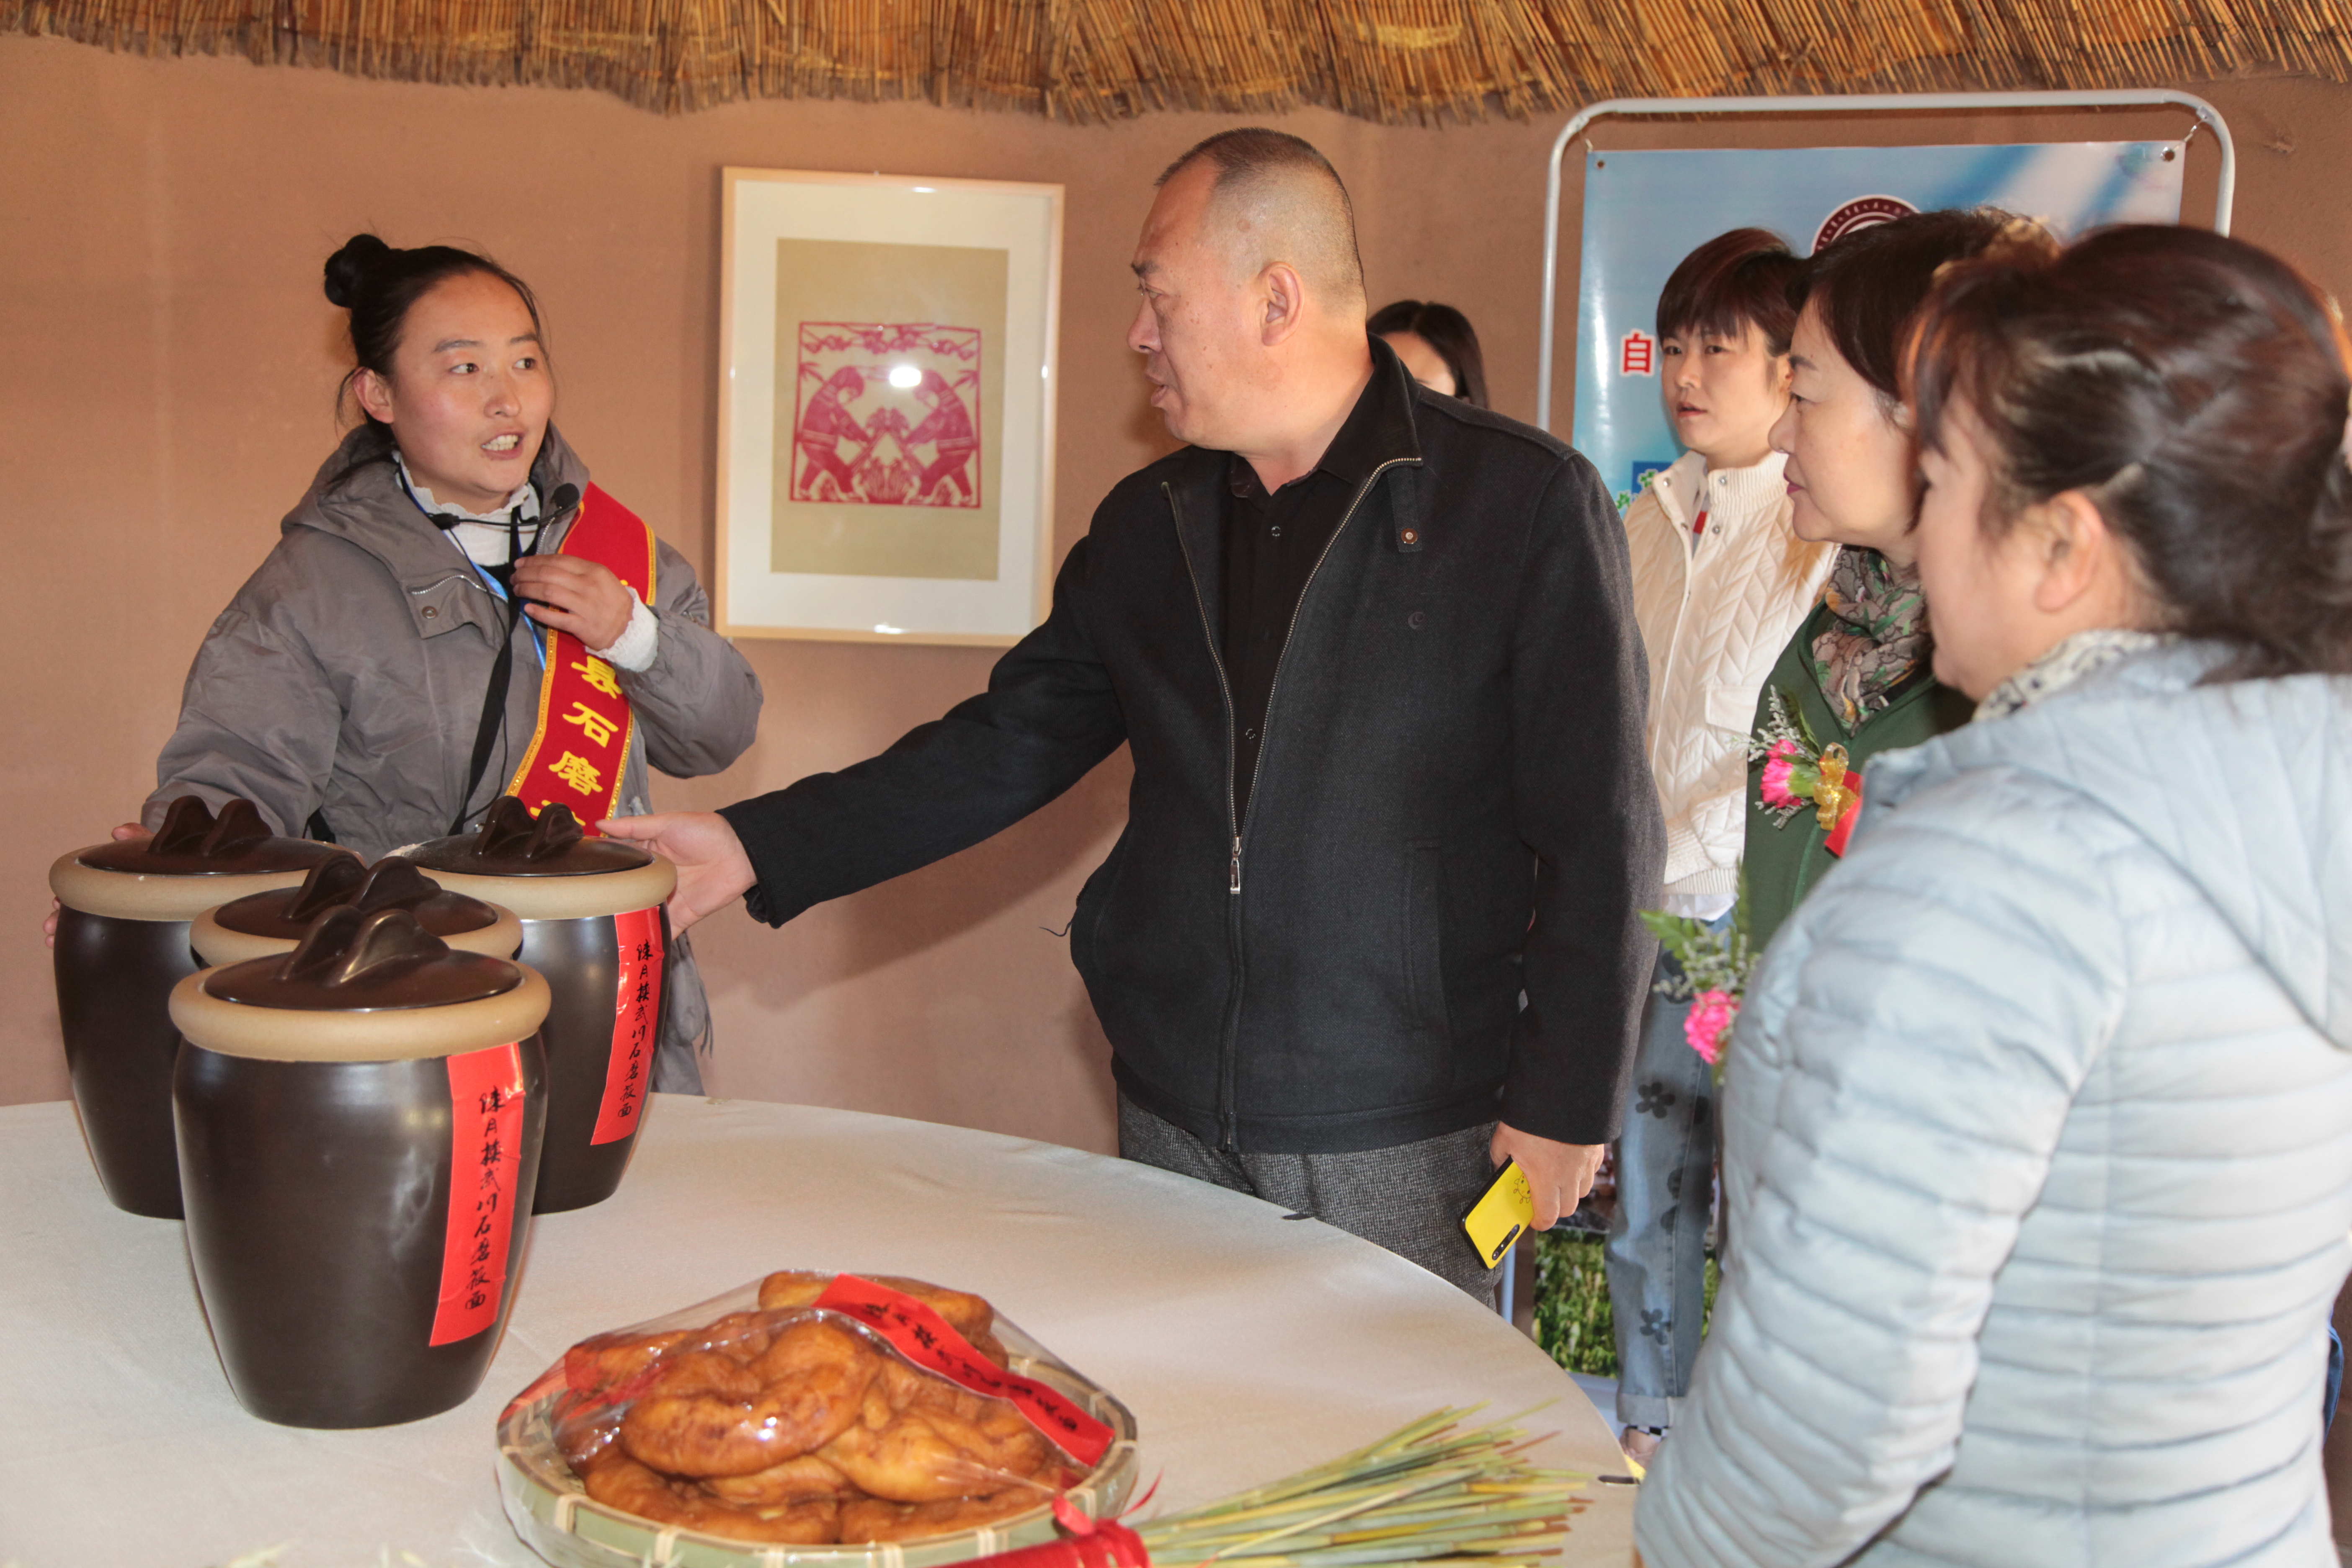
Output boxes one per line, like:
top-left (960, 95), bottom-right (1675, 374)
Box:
top-left (1462, 1159), bottom-right (1535, 1269)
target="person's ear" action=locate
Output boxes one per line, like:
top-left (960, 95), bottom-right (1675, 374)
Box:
top-left (353, 367), bottom-right (396, 426)
top-left (1770, 354), bottom-right (1793, 398)
top-left (1259, 263), bottom-right (1306, 347)
top-left (2023, 489), bottom-right (2113, 615)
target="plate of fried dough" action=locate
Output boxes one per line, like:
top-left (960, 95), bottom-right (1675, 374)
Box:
top-left (497, 1271), bottom-right (1140, 1568)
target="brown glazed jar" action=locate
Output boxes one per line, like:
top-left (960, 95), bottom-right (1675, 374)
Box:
top-left (192, 854), bottom-right (523, 967)
top-left (48, 797), bottom-right (344, 1218)
top-left (407, 798), bottom-right (675, 1214)
top-left (170, 905), bottom-right (552, 1429)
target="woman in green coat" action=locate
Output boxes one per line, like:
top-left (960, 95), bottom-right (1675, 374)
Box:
top-left (1741, 211), bottom-right (2016, 953)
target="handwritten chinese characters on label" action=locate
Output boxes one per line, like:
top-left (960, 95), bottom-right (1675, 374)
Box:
top-left (430, 1042), bottom-right (526, 1346)
top-left (591, 907), bottom-right (665, 1144)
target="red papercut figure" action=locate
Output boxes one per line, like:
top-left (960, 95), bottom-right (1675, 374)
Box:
top-left (909, 369), bottom-right (979, 503)
top-left (796, 367), bottom-right (873, 500)
top-left (789, 322), bottom-right (985, 508)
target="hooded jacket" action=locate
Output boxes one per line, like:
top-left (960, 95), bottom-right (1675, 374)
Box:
top-left (147, 423), bottom-right (763, 1085)
top-left (721, 341), bottom-right (1665, 1153)
top-left (1638, 642), bottom-right (2352, 1567)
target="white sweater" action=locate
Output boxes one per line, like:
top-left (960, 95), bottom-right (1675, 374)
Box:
top-left (1622, 451), bottom-right (1835, 904)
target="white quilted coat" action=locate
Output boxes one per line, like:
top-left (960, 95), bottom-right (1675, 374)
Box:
top-left (1624, 451), bottom-right (1836, 900)
top-left (1637, 643), bottom-right (2352, 1567)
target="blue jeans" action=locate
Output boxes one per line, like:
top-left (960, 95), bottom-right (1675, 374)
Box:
top-left (1604, 918), bottom-right (1726, 1430)
top-left (2327, 1327), bottom-right (2343, 1433)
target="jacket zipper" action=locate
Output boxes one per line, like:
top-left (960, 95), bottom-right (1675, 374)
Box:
top-left (1168, 482), bottom-right (1248, 1148)
top-left (1167, 455), bottom-right (1417, 1148)
top-left (1651, 477), bottom-right (1698, 774)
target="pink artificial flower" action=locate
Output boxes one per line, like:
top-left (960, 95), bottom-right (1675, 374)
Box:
top-left (1685, 989), bottom-right (1738, 1066)
top-left (1759, 737), bottom-right (1804, 812)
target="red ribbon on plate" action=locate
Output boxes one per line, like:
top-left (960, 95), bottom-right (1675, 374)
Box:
top-left (813, 1274), bottom-right (1115, 1466)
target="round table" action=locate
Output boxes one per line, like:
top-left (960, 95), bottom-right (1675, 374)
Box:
top-left (0, 1094), bottom-right (1633, 1565)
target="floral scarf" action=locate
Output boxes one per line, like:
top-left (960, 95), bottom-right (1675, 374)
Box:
top-left (1809, 547), bottom-right (1930, 734)
top-left (1974, 628), bottom-right (2171, 721)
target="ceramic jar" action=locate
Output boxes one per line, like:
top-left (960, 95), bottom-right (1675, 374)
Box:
top-left (192, 853), bottom-right (521, 967)
top-left (48, 797), bottom-right (344, 1218)
top-left (170, 905), bottom-right (552, 1428)
top-left (406, 797), bottom-right (674, 1213)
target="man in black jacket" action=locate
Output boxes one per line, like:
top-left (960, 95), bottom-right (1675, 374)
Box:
top-left (610, 129), bottom-right (1663, 1298)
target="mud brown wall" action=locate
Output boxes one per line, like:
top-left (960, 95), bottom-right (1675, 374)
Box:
top-left (3, 35), bottom-right (2344, 1156)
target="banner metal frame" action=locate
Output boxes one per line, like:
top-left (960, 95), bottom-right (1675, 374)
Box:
top-left (1535, 90), bottom-right (2237, 431)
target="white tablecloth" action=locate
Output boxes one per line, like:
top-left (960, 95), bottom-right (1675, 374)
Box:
top-left (0, 1094), bottom-right (1632, 1566)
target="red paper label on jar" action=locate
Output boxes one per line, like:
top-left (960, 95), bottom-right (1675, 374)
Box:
top-left (430, 1042), bottom-right (527, 1347)
top-left (814, 1274), bottom-right (1114, 1466)
top-left (591, 907), bottom-right (664, 1144)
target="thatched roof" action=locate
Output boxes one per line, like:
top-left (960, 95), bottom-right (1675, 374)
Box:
top-left (10, 0), bottom-right (2350, 120)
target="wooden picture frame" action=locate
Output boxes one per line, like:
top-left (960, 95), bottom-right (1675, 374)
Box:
top-left (715, 167), bottom-right (1064, 645)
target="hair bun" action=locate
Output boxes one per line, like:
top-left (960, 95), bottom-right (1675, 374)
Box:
top-left (324, 234), bottom-right (393, 309)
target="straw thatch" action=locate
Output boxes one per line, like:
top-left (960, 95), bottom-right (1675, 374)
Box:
top-left (9, 0), bottom-right (2352, 120)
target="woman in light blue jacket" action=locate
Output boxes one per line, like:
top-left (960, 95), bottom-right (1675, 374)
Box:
top-left (1638, 225), bottom-right (2352, 1567)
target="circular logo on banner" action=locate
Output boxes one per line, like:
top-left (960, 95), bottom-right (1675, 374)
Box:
top-left (1814, 195), bottom-right (1920, 252)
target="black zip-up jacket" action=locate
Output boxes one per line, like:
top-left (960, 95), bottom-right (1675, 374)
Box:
top-left (723, 343), bottom-right (1664, 1153)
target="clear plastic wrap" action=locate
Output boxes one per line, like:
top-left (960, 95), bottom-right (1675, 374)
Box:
top-left (498, 1272), bottom-right (1138, 1568)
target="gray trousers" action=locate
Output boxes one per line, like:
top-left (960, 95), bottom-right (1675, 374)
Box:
top-left (1603, 932), bottom-right (1723, 1429)
top-left (1117, 1095), bottom-right (1501, 1303)
top-left (649, 928), bottom-right (710, 1095)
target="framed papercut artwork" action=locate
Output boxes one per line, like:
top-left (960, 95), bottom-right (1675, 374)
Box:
top-left (716, 167), bottom-right (1064, 643)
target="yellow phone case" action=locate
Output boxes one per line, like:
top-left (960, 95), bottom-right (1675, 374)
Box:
top-left (1462, 1159), bottom-right (1534, 1269)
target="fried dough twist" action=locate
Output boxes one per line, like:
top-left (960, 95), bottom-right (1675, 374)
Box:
top-left (621, 1323), bottom-right (882, 1478)
top-left (567, 1276), bottom-right (1069, 1547)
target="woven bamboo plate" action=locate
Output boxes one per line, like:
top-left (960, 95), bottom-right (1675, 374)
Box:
top-left (497, 1312), bottom-right (1139, 1568)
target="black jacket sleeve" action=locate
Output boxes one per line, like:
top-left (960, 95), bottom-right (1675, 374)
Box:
top-left (719, 536), bottom-right (1128, 926)
top-left (1498, 454), bottom-right (1666, 1144)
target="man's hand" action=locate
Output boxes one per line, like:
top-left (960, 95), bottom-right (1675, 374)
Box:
top-left (44, 822), bottom-right (151, 949)
top-left (1491, 1122), bottom-right (1605, 1230)
top-left (599, 812), bottom-right (756, 931)
top-left (513, 554), bottom-right (636, 652)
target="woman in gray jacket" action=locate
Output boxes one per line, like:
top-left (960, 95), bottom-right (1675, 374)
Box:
top-left (1638, 226), bottom-right (2352, 1565)
top-left (138, 235), bottom-right (762, 1091)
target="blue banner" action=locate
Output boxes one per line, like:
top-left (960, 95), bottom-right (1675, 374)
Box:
top-left (1572, 142), bottom-right (2187, 509)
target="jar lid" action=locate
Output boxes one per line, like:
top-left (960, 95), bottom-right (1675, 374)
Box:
top-left (405, 798), bottom-right (674, 921)
top-left (194, 856), bottom-right (520, 967)
top-left (51, 797), bottom-right (346, 922)
top-left (172, 906), bottom-right (551, 1063)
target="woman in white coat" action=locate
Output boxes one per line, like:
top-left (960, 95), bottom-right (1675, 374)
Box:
top-left (1608, 227), bottom-right (1834, 1462)
top-left (1636, 225), bottom-right (2352, 1565)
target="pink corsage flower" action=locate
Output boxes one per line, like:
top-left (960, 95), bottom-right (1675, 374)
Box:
top-left (1758, 738), bottom-right (1804, 812)
top-left (1685, 989), bottom-right (1738, 1066)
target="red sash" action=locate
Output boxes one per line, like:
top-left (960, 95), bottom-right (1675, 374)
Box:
top-left (505, 485), bottom-right (656, 836)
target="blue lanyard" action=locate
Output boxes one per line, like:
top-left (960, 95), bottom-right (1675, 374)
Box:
top-left (397, 457), bottom-right (546, 668)
top-left (461, 553), bottom-right (546, 668)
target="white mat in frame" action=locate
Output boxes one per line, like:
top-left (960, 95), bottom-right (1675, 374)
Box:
top-left (717, 167), bottom-right (1063, 645)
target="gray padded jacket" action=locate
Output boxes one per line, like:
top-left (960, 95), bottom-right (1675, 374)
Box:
top-left (145, 423), bottom-right (763, 1088)
top-left (1638, 642), bottom-right (2352, 1567)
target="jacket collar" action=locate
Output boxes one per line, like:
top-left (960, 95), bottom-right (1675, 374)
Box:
top-left (286, 423), bottom-right (592, 590)
top-left (1169, 333), bottom-right (1426, 590)
top-left (1647, 449), bottom-right (1787, 534)
top-left (1291, 333), bottom-right (1423, 487)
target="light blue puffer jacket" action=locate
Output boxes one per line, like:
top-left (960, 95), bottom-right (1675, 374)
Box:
top-left (1637, 642), bottom-right (2352, 1568)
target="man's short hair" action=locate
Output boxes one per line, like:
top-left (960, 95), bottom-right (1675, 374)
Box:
top-left (1656, 229), bottom-right (1803, 356)
top-left (1158, 128), bottom-right (1366, 304)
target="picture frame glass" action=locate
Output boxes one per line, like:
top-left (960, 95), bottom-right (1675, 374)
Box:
top-left (720, 170), bottom-right (1062, 644)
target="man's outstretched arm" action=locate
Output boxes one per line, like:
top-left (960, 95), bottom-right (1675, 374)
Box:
top-left (606, 537), bottom-right (1127, 931)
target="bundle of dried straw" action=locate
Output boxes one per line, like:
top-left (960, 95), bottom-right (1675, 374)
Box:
top-left (1128, 1407), bottom-right (1589, 1568)
top-left (6, 0), bottom-right (2348, 121)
